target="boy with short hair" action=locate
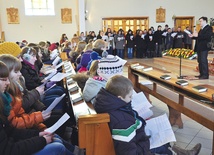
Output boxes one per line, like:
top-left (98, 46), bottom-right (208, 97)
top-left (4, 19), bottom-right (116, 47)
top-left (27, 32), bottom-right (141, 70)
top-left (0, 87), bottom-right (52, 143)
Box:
top-left (94, 75), bottom-right (201, 155)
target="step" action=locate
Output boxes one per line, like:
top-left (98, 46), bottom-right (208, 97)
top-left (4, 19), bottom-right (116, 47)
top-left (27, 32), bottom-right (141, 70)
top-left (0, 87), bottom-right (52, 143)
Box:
top-left (153, 57), bottom-right (197, 70)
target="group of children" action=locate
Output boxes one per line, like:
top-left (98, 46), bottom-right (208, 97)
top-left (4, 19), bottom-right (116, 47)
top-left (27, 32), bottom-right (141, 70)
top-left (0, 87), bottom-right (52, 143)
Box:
top-left (0, 42), bottom-right (85, 155)
top-left (0, 39), bottom-right (202, 155)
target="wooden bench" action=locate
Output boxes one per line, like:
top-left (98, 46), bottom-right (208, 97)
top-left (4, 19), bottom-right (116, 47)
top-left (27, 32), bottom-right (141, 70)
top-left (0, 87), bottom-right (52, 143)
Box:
top-left (128, 64), bottom-right (214, 154)
top-left (63, 61), bottom-right (116, 155)
top-left (78, 113), bottom-right (115, 155)
top-left (60, 52), bottom-right (68, 61)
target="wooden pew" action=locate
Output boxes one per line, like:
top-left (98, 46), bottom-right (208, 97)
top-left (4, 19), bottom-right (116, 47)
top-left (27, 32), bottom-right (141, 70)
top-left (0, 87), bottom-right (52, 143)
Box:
top-left (78, 113), bottom-right (116, 155)
top-left (128, 64), bottom-right (214, 154)
top-left (60, 52), bottom-right (68, 61)
top-left (63, 61), bottom-right (116, 155)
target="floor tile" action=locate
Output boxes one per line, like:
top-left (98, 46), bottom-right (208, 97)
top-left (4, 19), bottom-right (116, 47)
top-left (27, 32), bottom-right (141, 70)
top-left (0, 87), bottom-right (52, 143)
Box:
top-left (175, 127), bottom-right (200, 136)
top-left (174, 132), bottom-right (195, 144)
top-left (186, 144), bottom-right (212, 155)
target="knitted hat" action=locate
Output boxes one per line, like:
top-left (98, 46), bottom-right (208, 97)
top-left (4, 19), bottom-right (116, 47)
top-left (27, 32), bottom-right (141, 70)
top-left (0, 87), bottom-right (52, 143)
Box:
top-left (97, 55), bottom-right (127, 81)
top-left (81, 51), bottom-right (92, 67)
top-left (49, 43), bottom-right (57, 51)
top-left (0, 42), bottom-right (21, 56)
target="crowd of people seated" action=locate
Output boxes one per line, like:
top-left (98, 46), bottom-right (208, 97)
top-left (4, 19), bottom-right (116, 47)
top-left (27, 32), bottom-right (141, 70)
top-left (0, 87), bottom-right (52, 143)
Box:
top-left (0, 26), bottom-right (202, 154)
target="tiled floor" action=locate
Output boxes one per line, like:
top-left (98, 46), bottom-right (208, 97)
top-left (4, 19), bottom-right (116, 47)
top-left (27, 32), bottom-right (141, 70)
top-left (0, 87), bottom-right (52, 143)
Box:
top-left (123, 59), bottom-right (213, 155)
top-left (151, 96), bottom-right (213, 155)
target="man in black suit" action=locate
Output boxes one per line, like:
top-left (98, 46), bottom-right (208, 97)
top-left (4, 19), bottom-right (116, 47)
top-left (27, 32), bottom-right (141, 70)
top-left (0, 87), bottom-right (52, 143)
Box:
top-left (190, 16), bottom-right (213, 79)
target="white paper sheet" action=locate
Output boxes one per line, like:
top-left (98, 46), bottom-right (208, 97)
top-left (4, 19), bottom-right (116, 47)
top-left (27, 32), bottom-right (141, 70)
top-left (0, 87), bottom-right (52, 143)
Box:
top-left (44, 84), bottom-right (56, 94)
top-left (55, 62), bottom-right (64, 69)
top-left (141, 34), bottom-right (145, 39)
top-left (43, 68), bottom-right (57, 75)
top-left (145, 114), bottom-right (176, 149)
top-left (102, 35), bottom-right (108, 40)
top-left (184, 29), bottom-right (191, 35)
top-left (50, 72), bottom-right (68, 82)
top-left (162, 32), bottom-right (167, 36)
top-left (132, 92), bottom-right (153, 119)
top-left (52, 56), bottom-right (61, 66)
top-left (43, 93), bottom-right (66, 114)
top-left (171, 32), bottom-right (177, 38)
top-left (44, 113), bottom-right (70, 133)
top-left (44, 70), bottom-right (57, 80)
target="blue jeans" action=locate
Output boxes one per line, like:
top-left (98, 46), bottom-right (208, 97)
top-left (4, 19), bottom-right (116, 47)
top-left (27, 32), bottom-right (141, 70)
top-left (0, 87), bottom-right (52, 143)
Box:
top-left (42, 95), bottom-right (64, 110)
top-left (117, 49), bottom-right (124, 58)
top-left (151, 143), bottom-right (173, 155)
top-left (34, 135), bottom-right (74, 155)
top-left (127, 48), bottom-right (133, 59)
top-left (42, 85), bottom-right (65, 110)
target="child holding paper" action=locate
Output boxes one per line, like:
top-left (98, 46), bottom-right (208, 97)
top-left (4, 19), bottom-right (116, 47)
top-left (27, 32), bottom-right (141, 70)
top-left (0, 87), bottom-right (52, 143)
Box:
top-left (114, 29), bottom-right (125, 58)
top-left (125, 29), bottom-right (134, 59)
top-left (94, 75), bottom-right (201, 155)
top-left (0, 54), bottom-right (68, 137)
top-left (0, 61), bottom-right (84, 155)
top-left (19, 47), bottom-right (66, 110)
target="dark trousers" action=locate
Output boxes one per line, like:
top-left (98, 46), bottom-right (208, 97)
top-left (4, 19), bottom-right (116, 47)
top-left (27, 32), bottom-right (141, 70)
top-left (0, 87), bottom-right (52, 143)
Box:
top-left (197, 50), bottom-right (209, 77)
top-left (165, 44), bottom-right (173, 50)
top-left (107, 47), bottom-right (113, 55)
top-left (147, 50), bottom-right (155, 58)
top-left (155, 44), bottom-right (163, 57)
top-left (185, 44), bottom-right (192, 49)
top-left (136, 47), bottom-right (146, 58)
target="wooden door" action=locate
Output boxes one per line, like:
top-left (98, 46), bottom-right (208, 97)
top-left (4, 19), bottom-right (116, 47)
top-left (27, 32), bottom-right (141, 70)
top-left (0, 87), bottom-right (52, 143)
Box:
top-left (174, 16), bottom-right (194, 31)
top-left (102, 17), bottom-right (149, 34)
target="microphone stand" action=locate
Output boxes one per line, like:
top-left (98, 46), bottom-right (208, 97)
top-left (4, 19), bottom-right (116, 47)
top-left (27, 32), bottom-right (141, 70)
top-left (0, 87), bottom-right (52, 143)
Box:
top-left (177, 50), bottom-right (186, 79)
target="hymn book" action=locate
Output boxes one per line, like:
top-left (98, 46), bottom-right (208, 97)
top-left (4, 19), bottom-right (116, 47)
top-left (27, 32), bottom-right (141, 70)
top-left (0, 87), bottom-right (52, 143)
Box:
top-left (192, 85), bottom-right (208, 93)
top-left (142, 67), bottom-right (153, 72)
top-left (175, 80), bottom-right (188, 86)
top-left (160, 75), bottom-right (171, 80)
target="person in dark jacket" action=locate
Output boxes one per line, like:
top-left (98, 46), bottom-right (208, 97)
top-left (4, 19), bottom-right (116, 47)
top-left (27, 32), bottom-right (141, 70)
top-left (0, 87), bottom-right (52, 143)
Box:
top-left (190, 16), bottom-right (213, 79)
top-left (19, 47), bottom-right (65, 110)
top-left (94, 75), bottom-right (202, 155)
top-left (125, 29), bottom-right (134, 59)
top-left (173, 27), bottom-right (184, 48)
top-left (184, 26), bottom-right (192, 49)
top-left (165, 28), bottom-right (174, 50)
top-left (135, 30), bottom-right (147, 58)
top-left (146, 29), bottom-right (155, 58)
top-left (154, 25), bottom-right (163, 57)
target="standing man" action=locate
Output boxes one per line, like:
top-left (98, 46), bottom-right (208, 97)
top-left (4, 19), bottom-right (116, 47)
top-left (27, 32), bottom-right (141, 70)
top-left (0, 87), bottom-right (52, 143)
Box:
top-left (154, 25), bottom-right (163, 57)
top-left (190, 16), bottom-right (213, 79)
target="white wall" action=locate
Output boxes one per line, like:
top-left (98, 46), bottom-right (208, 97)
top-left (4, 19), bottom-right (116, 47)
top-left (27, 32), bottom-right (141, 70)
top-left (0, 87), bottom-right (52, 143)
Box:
top-left (0, 0), bottom-right (214, 42)
top-left (0, 0), bottom-right (78, 43)
top-left (85, 0), bottom-right (214, 33)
